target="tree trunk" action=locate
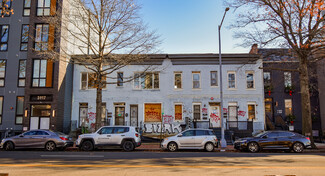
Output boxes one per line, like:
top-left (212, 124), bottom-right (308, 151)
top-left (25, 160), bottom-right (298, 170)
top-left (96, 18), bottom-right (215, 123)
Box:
top-left (299, 56), bottom-right (316, 148)
top-left (95, 86), bottom-right (103, 131)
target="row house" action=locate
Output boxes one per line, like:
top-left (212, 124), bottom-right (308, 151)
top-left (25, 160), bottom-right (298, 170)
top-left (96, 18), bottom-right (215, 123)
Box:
top-left (71, 54), bottom-right (265, 137)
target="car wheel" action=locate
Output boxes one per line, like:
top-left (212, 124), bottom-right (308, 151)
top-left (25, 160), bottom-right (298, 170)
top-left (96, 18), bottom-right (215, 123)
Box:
top-left (4, 141), bottom-right (14, 151)
top-left (248, 142), bottom-right (259, 153)
top-left (81, 140), bottom-right (94, 151)
top-left (205, 142), bottom-right (215, 152)
top-left (167, 142), bottom-right (178, 152)
top-left (292, 142), bottom-right (304, 153)
top-left (122, 141), bottom-right (135, 151)
top-left (45, 141), bottom-right (56, 151)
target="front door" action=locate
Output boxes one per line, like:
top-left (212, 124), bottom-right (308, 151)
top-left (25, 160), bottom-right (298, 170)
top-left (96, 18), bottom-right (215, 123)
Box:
top-left (209, 104), bottom-right (221, 128)
top-left (115, 107), bottom-right (125, 125)
top-left (265, 98), bottom-right (273, 122)
top-left (130, 105), bottom-right (138, 127)
top-left (30, 117), bottom-right (39, 130)
top-left (30, 117), bottom-right (50, 130)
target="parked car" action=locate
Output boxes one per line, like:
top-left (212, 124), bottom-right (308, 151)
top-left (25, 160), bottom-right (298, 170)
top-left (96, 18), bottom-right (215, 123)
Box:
top-left (0, 129), bottom-right (73, 151)
top-left (161, 129), bottom-right (218, 152)
top-left (234, 130), bottom-right (311, 153)
top-left (75, 126), bottom-right (141, 151)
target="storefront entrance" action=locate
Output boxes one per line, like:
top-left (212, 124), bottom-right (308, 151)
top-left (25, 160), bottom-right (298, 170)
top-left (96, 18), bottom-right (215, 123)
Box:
top-left (209, 103), bottom-right (221, 128)
top-left (30, 105), bottom-right (51, 130)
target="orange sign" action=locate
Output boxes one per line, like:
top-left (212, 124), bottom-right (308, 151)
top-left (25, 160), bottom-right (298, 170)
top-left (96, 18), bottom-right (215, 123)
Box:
top-left (145, 104), bottom-right (162, 122)
top-left (175, 105), bottom-right (182, 121)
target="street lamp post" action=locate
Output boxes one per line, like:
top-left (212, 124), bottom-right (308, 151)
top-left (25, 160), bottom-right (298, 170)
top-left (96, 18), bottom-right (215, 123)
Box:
top-left (218, 7), bottom-right (230, 150)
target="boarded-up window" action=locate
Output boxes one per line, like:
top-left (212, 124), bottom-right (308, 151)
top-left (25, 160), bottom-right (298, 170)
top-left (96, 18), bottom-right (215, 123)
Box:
top-left (175, 104), bottom-right (182, 121)
top-left (144, 103), bottom-right (161, 122)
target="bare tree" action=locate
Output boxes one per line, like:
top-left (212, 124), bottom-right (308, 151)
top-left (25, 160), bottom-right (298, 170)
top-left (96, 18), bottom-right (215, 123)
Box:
top-left (228, 0), bottom-right (325, 147)
top-left (39, 0), bottom-right (160, 130)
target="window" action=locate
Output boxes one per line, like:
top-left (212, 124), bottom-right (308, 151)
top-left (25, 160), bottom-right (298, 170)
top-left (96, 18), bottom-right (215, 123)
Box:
top-left (36, 131), bottom-right (49, 135)
top-left (263, 72), bottom-right (271, 85)
top-left (134, 72), bottom-right (159, 90)
top-left (228, 72), bottom-right (236, 89)
top-left (81, 72), bottom-right (107, 90)
top-left (284, 72), bottom-right (292, 87)
top-left (32, 59), bottom-right (53, 87)
top-left (0, 97), bottom-right (2, 124)
top-left (193, 104), bottom-right (201, 120)
top-left (99, 127), bottom-right (113, 134)
top-left (20, 25), bottom-right (29, 51)
top-left (117, 72), bottom-right (123, 87)
top-left (285, 99), bottom-right (292, 116)
top-left (210, 71), bottom-right (218, 87)
top-left (16, 97), bottom-right (24, 124)
top-left (144, 103), bottom-right (161, 122)
top-left (174, 104), bottom-right (182, 121)
top-left (0, 0), bottom-right (12, 17)
top-left (246, 71), bottom-right (254, 89)
top-left (18, 60), bottom-right (26, 87)
top-left (192, 72), bottom-right (200, 89)
top-left (114, 127), bottom-right (129, 133)
top-left (174, 72), bottom-right (182, 89)
top-left (37, 0), bottom-right (51, 16)
top-left (35, 24), bottom-right (49, 51)
top-left (0, 60), bottom-right (6, 86)
top-left (182, 130), bottom-right (195, 136)
top-left (0, 25), bottom-right (9, 51)
top-left (247, 103), bottom-right (256, 120)
top-left (23, 0), bottom-right (31, 16)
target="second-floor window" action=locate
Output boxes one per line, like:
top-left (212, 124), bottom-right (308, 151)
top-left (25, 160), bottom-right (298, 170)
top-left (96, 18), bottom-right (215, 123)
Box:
top-left (37, 0), bottom-right (51, 16)
top-left (228, 72), bottom-right (236, 89)
top-left (174, 72), bottom-right (182, 89)
top-left (192, 72), bottom-right (200, 89)
top-left (0, 60), bottom-right (6, 86)
top-left (246, 71), bottom-right (254, 89)
top-left (18, 60), bottom-right (26, 87)
top-left (0, 25), bottom-right (9, 51)
top-left (263, 72), bottom-right (271, 85)
top-left (117, 72), bottom-right (123, 87)
top-left (0, 0), bottom-right (12, 17)
top-left (32, 59), bottom-right (53, 87)
top-left (210, 71), bottom-right (218, 87)
top-left (284, 72), bottom-right (292, 87)
top-left (81, 72), bottom-right (107, 90)
top-left (20, 25), bottom-right (29, 51)
top-left (134, 72), bottom-right (159, 90)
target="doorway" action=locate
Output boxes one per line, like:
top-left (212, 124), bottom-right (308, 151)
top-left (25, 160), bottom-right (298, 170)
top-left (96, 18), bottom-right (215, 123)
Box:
top-left (30, 105), bottom-right (51, 130)
top-left (209, 103), bottom-right (221, 128)
top-left (265, 98), bottom-right (273, 122)
top-left (130, 105), bottom-right (138, 127)
top-left (114, 103), bottom-right (125, 125)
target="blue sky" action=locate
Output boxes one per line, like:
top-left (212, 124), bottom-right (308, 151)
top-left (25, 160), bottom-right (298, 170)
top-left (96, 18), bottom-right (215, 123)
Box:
top-left (140, 0), bottom-right (248, 54)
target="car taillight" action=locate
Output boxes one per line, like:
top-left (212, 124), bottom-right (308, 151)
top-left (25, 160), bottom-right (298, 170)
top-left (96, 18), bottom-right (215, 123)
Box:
top-left (306, 137), bottom-right (310, 141)
top-left (135, 133), bottom-right (139, 137)
top-left (60, 137), bottom-right (68, 141)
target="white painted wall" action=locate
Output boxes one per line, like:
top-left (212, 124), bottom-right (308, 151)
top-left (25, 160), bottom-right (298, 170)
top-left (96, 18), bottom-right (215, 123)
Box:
top-left (71, 57), bottom-right (265, 133)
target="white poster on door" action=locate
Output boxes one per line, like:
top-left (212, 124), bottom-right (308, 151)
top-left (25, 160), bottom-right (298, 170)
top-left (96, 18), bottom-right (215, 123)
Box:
top-left (30, 117), bottom-right (39, 130)
top-left (40, 117), bottom-right (50, 129)
top-left (209, 105), bottom-right (221, 128)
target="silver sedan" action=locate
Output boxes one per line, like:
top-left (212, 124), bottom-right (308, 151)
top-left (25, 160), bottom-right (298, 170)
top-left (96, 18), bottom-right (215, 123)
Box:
top-left (0, 129), bottom-right (73, 151)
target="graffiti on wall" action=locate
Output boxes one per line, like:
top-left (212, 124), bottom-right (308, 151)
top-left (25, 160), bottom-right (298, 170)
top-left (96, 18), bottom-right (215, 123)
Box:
top-left (238, 110), bottom-right (246, 117)
top-left (210, 113), bottom-right (221, 123)
top-left (163, 115), bottom-right (173, 124)
top-left (87, 112), bottom-right (96, 130)
top-left (143, 119), bottom-right (182, 135)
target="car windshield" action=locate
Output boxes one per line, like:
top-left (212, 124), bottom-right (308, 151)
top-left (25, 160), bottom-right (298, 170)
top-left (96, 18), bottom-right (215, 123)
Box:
top-left (254, 131), bottom-right (268, 138)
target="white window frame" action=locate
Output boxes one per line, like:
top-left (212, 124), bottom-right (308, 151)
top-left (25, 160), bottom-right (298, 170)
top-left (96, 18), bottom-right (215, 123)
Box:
top-left (284, 72), bottom-right (292, 87)
top-left (192, 103), bottom-right (202, 121)
top-left (247, 102), bottom-right (256, 121)
top-left (246, 71), bottom-right (255, 89)
top-left (133, 72), bottom-right (160, 90)
top-left (227, 71), bottom-right (236, 89)
top-left (174, 103), bottom-right (183, 122)
top-left (210, 71), bottom-right (218, 87)
top-left (80, 72), bottom-right (106, 90)
top-left (285, 99), bottom-right (293, 116)
top-left (174, 72), bottom-right (182, 90)
top-left (192, 72), bottom-right (201, 89)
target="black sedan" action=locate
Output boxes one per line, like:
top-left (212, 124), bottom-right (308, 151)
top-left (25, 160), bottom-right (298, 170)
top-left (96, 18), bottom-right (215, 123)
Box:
top-left (234, 131), bottom-right (311, 153)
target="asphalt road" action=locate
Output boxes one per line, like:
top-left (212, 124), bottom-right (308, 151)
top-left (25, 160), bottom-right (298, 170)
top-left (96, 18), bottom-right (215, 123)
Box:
top-left (0, 151), bottom-right (325, 176)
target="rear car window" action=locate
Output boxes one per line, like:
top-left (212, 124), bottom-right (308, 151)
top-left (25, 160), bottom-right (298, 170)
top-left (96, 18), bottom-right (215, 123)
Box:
top-left (114, 127), bottom-right (129, 134)
top-left (278, 132), bottom-right (294, 137)
top-left (196, 130), bottom-right (209, 136)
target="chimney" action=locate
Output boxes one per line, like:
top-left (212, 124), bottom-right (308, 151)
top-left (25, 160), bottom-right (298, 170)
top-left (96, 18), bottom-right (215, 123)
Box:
top-left (249, 44), bottom-right (258, 54)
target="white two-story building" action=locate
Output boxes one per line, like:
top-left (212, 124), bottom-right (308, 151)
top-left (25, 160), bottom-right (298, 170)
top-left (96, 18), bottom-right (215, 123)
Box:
top-left (70, 53), bottom-right (264, 136)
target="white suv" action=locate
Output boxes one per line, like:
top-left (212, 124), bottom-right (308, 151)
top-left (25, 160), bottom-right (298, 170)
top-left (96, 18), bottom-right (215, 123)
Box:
top-left (161, 129), bottom-right (218, 152)
top-left (76, 126), bottom-right (141, 151)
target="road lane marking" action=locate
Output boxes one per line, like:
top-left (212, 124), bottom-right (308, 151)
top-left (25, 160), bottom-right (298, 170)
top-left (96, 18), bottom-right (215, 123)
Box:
top-left (40, 155), bottom-right (104, 158)
top-left (0, 164), bottom-right (325, 169)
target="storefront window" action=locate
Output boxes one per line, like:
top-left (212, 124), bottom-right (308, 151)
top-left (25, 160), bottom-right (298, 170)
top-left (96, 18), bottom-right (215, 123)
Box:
top-left (31, 105), bottom-right (51, 117)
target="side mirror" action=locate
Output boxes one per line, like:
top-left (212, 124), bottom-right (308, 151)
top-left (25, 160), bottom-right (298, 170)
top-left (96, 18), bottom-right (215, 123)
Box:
top-left (177, 134), bottom-right (183, 137)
